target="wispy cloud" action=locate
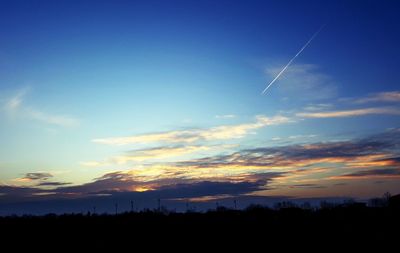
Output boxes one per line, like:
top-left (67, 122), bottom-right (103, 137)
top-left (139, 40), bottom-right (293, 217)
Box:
top-left (26, 109), bottom-right (79, 127)
top-left (288, 134), bottom-right (317, 139)
top-left (288, 183), bottom-right (326, 189)
top-left (303, 103), bottom-right (333, 111)
top-left (93, 115), bottom-right (290, 145)
top-left (262, 25), bottom-right (325, 95)
top-left (265, 64), bottom-right (337, 100)
top-left (81, 145), bottom-right (226, 167)
top-left (355, 91), bottom-right (400, 104)
top-left (331, 168), bottom-right (400, 180)
top-left (3, 88), bottom-right (79, 127)
top-left (215, 114), bottom-right (236, 119)
top-left (4, 87), bottom-right (29, 111)
top-left (174, 144), bottom-right (393, 173)
top-left (297, 107), bottom-right (400, 118)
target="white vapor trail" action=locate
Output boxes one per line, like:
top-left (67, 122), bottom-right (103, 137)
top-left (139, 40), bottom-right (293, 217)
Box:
top-left (261, 25), bottom-right (325, 95)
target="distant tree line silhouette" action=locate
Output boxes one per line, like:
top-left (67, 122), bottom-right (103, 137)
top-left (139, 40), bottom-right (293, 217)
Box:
top-left (0, 193), bottom-right (399, 246)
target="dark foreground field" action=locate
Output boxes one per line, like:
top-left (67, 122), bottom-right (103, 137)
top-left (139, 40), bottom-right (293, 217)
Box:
top-left (1, 195), bottom-right (399, 248)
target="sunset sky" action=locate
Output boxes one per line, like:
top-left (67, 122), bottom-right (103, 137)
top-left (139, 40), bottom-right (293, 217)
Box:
top-left (1, 0), bottom-right (400, 214)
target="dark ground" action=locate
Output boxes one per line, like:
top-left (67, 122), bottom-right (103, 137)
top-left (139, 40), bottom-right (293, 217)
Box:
top-left (1, 195), bottom-right (399, 248)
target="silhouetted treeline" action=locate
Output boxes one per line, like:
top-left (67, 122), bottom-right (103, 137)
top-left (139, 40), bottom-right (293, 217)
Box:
top-left (1, 194), bottom-right (399, 248)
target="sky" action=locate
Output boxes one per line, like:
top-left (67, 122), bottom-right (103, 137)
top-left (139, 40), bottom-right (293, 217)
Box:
top-left (1, 0), bottom-right (400, 214)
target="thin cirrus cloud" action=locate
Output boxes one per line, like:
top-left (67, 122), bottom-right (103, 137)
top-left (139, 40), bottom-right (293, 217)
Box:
top-left (262, 25), bottom-right (325, 95)
top-left (3, 88), bottom-right (79, 128)
top-left (296, 107), bottom-right (400, 118)
top-left (295, 90), bottom-right (400, 119)
top-left (25, 109), bottom-right (79, 128)
top-left (303, 103), bottom-right (333, 111)
top-left (354, 91), bottom-right (400, 104)
top-left (264, 64), bottom-right (337, 100)
top-left (93, 115), bottom-right (290, 145)
top-left (215, 114), bottom-right (236, 119)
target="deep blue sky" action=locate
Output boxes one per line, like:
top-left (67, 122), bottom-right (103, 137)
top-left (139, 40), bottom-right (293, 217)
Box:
top-left (0, 0), bottom-right (400, 214)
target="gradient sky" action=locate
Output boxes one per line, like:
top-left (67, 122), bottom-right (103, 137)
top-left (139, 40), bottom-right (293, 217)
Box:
top-left (1, 0), bottom-right (400, 214)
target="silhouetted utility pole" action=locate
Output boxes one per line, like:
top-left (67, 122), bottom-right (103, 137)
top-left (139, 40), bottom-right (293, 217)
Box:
top-left (234, 200), bottom-right (237, 210)
top-left (157, 198), bottom-right (161, 212)
top-left (216, 202), bottom-right (219, 209)
top-left (115, 203), bottom-right (118, 215)
top-left (93, 206), bottom-right (96, 214)
top-left (186, 201), bottom-right (189, 212)
top-left (131, 200), bottom-right (134, 212)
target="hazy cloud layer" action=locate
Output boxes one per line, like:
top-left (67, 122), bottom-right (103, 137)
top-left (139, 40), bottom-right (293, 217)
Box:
top-left (265, 64), bottom-right (337, 100)
top-left (2, 88), bottom-right (79, 127)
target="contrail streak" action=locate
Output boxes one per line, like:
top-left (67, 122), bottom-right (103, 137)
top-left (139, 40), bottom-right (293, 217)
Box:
top-left (261, 25), bottom-right (325, 95)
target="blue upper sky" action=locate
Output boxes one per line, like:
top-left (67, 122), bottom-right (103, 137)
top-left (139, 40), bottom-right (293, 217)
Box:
top-left (1, 0), bottom-right (400, 214)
